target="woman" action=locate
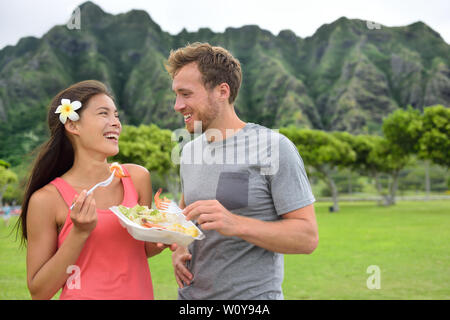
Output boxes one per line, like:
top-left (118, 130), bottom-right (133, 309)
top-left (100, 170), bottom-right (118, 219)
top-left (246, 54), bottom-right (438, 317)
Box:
top-left (18, 80), bottom-right (167, 300)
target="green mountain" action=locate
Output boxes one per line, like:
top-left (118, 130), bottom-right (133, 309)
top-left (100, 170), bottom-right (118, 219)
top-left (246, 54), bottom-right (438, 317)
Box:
top-left (0, 1), bottom-right (449, 165)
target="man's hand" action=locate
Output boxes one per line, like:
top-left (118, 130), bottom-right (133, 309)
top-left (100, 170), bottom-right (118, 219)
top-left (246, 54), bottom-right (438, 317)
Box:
top-left (183, 200), bottom-right (242, 237)
top-left (172, 246), bottom-right (193, 288)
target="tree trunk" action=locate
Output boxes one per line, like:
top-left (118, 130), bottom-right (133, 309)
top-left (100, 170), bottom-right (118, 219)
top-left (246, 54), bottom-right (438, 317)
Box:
top-left (324, 169), bottom-right (339, 212)
top-left (425, 160), bottom-right (430, 200)
top-left (348, 171), bottom-right (352, 195)
top-left (0, 184), bottom-right (7, 207)
top-left (374, 172), bottom-right (390, 206)
top-left (388, 170), bottom-right (400, 205)
top-left (330, 179), bottom-right (339, 212)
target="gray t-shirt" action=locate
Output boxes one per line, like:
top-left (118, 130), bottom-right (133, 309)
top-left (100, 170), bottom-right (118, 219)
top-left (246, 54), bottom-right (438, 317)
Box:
top-left (178, 123), bottom-right (315, 300)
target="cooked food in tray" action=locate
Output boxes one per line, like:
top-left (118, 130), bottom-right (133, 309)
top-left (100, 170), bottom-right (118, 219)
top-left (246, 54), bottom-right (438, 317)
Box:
top-left (117, 204), bottom-right (199, 238)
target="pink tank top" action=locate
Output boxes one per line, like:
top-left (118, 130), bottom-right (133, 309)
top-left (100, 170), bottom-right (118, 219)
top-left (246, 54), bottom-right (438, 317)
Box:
top-left (50, 166), bottom-right (154, 300)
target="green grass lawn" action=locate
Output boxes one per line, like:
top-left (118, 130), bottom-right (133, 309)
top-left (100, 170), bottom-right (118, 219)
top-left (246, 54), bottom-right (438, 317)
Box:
top-left (1, 200), bottom-right (449, 300)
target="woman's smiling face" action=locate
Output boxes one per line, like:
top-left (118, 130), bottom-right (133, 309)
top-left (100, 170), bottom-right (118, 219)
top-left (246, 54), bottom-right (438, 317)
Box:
top-left (72, 93), bottom-right (122, 157)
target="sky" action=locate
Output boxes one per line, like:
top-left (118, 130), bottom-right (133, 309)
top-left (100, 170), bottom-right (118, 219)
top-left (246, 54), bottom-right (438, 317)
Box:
top-left (1, 0), bottom-right (449, 50)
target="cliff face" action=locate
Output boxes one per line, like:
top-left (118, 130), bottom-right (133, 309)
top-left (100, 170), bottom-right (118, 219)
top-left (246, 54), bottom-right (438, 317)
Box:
top-left (0, 2), bottom-right (449, 164)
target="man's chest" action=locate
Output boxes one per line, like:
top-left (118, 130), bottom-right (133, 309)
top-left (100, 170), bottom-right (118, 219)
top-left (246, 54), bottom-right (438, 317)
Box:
top-left (181, 163), bottom-right (278, 220)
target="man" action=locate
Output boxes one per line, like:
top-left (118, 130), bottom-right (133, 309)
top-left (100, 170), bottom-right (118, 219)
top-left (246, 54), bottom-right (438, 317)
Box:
top-left (165, 42), bottom-right (318, 299)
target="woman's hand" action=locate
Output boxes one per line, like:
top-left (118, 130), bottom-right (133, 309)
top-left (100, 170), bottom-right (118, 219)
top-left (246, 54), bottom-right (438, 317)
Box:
top-left (70, 190), bottom-right (97, 236)
top-left (145, 242), bottom-right (178, 258)
top-left (156, 243), bottom-right (178, 251)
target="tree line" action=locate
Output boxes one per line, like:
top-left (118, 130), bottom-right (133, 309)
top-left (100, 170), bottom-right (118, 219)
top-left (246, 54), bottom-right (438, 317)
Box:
top-left (0, 105), bottom-right (448, 210)
top-left (281, 105), bottom-right (449, 211)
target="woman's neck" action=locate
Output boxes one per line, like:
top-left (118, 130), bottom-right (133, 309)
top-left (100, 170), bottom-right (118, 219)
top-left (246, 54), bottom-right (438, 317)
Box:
top-left (62, 149), bottom-right (112, 188)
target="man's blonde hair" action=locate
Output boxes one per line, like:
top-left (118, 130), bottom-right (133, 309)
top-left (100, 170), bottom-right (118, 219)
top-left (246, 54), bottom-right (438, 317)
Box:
top-left (165, 42), bottom-right (242, 104)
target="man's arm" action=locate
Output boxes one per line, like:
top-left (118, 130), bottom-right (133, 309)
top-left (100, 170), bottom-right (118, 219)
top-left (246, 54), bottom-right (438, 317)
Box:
top-left (236, 204), bottom-right (318, 254)
top-left (184, 201), bottom-right (318, 254)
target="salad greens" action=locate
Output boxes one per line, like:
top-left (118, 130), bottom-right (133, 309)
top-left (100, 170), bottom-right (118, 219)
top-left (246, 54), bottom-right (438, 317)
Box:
top-left (118, 204), bottom-right (170, 224)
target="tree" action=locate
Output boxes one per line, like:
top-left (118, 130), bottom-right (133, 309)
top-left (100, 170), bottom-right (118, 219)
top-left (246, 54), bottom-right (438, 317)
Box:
top-left (0, 159), bottom-right (11, 169)
top-left (417, 105), bottom-right (450, 168)
top-left (333, 132), bottom-right (396, 205)
top-left (380, 107), bottom-right (421, 203)
top-left (0, 162), bottom-right (18, 206)
top-left (113, 124), bottom-right (180, 203)
top-left (367, 137), bottom-right (410, 205)
top-left (382, 106), bottom-right (432, 196)
top-left (280, 127), bottom-right (355, 212)
top-left (382, 106), bottom-right (423, 155)
top-left (332, 132), bottom-right (377, 195)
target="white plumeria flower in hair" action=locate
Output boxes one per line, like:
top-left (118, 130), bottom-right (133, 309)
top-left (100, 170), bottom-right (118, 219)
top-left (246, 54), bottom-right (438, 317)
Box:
top-left (55, 99), bottom-right (82, 124)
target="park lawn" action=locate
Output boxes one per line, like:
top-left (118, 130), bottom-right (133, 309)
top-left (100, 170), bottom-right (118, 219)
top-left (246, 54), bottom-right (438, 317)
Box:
top-left (284, 201), bottom-right (450, 299)
top-left (1, 200), bottom-right (449, 300)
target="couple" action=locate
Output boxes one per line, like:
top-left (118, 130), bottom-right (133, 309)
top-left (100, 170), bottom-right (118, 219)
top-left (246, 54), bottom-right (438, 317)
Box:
top-left (20, 43), bottom-right (318, 300)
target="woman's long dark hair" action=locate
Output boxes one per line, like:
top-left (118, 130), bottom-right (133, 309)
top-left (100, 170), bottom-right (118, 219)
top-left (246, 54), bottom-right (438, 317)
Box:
top-left (17, 80), bottom-right (113, 246)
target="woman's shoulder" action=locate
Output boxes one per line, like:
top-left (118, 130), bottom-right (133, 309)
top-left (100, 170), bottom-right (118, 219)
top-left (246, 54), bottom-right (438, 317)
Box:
top-left (121, 163), bottom-right (150, 178)
top-left (27, 182), bottom-right (67, 236)
top-left (28, 183), bottom-right (62, 215)
top-left (30, 183), bottom-right (60, 203)
top-left (121, 164), bottom-right (151, 187)
top-left (121, 164), bottom-right (151, 202)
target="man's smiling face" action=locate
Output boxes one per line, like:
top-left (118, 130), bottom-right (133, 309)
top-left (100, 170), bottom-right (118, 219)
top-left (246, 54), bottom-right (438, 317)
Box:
top-left (172, 62), bottom-right (220, 133)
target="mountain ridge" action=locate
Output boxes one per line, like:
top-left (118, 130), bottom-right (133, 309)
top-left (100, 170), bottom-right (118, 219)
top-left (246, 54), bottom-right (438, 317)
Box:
top-left (0, 1), bottom-right (448, 165)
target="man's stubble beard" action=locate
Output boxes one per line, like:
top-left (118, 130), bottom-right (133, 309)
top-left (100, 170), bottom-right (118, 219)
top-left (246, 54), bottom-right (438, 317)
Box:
top-left (187, 94), bottom-right (221, 134)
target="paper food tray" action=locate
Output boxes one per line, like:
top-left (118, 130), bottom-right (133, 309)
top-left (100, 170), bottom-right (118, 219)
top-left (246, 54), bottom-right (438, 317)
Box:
top-left (110, 204), bottom-right (205, 247)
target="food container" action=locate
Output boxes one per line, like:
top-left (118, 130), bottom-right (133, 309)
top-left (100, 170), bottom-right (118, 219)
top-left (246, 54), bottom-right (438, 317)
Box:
top-left (109, 204), bottom-right (205, 247)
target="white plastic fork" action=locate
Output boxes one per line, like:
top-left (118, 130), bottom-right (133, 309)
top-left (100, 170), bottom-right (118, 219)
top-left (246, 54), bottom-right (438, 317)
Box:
top-left (158, 201), bottom-right (184, 214)
top-left (69, 170), bottom-right (116, 210)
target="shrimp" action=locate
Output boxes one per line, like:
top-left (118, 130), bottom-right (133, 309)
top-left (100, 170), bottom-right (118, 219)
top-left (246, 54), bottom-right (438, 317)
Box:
top-left (154, 188), bottom-right (170, 210)
top-left (109, 162), bottom-right (128, 178)
top-left (141, 219), bottom-right (166, 229)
